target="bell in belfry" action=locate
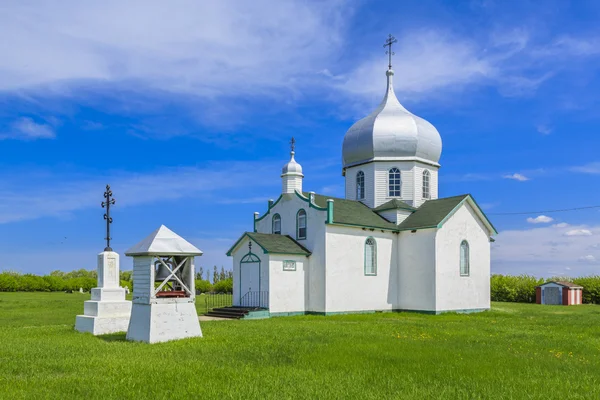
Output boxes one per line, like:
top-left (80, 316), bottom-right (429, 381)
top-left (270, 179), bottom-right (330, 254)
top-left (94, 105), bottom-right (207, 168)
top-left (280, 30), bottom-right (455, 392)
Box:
top-left (154, 259), bottom-right (175, 282)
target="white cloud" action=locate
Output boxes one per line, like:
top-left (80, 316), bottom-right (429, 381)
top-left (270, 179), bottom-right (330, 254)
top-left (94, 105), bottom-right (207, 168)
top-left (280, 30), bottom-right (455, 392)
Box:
top-left (0, 1), bottom-right (347, 96)
top-left (578, 255), bottom-right (598, 264)
top-left (0, 117), bottom-right (56, 141)
top-left (552, 223), bottom-right (570, 228)
top-left (492, 224), bottom-right (600, 276)
top-left (503, 173), bottom-right (530, 181)
top-left (527, 215), bottom-right (554, 224)
top-left (564, 229), bottom-right (593, 237)
top-left (570, 162), bottom-right (600, 175)
top-left (536, 124), bottom-right (552, 135)
top-left (0, 161), bottom-right (280, 224)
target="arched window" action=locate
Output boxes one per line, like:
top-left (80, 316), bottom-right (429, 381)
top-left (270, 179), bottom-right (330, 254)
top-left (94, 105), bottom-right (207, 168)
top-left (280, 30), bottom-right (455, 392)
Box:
top-left (272, 214), bottom-right (281, 235)
top-left (460, 240), bottom-right (470, 276)
top-left (296, 209), bottom-right (307, 240)
top-left (356, 171), bottom-right (365, 200)
top-left (364, 237), bottom-right (377, 275)
top-left (423, 170), bottom-right (431, 200)
top-left (389, 168), bottom-right (401, 197)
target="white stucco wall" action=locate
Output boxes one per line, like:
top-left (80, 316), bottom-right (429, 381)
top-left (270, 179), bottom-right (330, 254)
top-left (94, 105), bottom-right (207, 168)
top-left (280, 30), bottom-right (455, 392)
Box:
top-left (397, 229), bottom-right (437, 311)
top-left (325, 225), bottom-right (398, 313)
top-left (435, 202), bottom-right (491, 312)
top-left (254, 191), bottom-right (327, 312)
top-left (268, 255), bottom-right (308, 314)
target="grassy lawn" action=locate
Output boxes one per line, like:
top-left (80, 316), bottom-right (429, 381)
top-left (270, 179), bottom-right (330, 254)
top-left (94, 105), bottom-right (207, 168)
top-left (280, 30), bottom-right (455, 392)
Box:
top-left (0, 293), bottom-right (599, 399)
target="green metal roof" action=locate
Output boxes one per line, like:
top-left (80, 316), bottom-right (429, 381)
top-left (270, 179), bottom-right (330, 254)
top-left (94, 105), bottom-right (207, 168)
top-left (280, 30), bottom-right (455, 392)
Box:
top-left (373, 199), bottom-right (416, 212)
top-left (226, 232), bottom-right (311, 256)
top-left (397, 194), bottom-right (497, 234)
top-left (305, 192), bottom-right (399, 231)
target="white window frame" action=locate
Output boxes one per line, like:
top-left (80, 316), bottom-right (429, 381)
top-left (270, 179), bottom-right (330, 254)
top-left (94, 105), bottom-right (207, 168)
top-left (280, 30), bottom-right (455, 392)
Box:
top-left (356, 171), bottom-right (365, 200)
top-left (388, 168), bottom-right (401, 197)
top-left (423, 170), bottom-right (431, 200)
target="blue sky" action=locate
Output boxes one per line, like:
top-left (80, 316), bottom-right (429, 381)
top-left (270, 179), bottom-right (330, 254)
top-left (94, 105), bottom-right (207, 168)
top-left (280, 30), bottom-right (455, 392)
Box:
top-left (1, 0), bottom-right (600, 277)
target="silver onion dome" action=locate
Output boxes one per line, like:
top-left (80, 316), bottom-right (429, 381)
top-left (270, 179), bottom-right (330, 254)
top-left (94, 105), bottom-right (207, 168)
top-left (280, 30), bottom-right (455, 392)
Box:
top-left (342, 69), bottom-right (442, 169)
top-left (281, 151), bottom-right (303, 176)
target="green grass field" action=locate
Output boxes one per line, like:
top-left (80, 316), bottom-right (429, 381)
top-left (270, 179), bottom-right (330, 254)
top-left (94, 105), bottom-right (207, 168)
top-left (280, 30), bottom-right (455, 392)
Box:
top-left (0, 293), bottom-right (598, 399)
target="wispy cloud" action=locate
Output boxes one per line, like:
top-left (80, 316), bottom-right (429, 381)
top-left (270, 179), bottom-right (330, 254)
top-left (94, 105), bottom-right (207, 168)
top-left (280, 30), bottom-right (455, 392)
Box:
top-left (570, 162), bottom-right (600, 174)
top-left (0, 161), bottom-right (279, 224)
top-left (492, 223), bottom-right (600, 276)
top-left (0, 117), bottom-right (56, 140)
top-left (527, 215), bottom-right (553, 224)
top-left (564, 229), bottom-right (593, 237)
top-left (503, 173), bottom-right (530, 181)
top-left (536, 124), bottom-right (552, 135)
top-left (578, 255), bottom-right (598, 264)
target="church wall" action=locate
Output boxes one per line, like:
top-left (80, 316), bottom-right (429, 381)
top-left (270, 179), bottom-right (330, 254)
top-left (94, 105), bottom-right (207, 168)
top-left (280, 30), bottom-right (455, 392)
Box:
top-left (434, 202), bottom-right (491, 312)
top-left (231, 238), bottom-right (270, 306)
top-left (254, 193), bottom-right (327, 313)
top-left (268, 255), bottom-right (307, 314)
top-left (344, 164), bottom-right (375, 207)
top-left (324, 225), bottom-right (398, 313)
top-left (397, 229), bottom-right (437, 311)
top-left (374, 161), bottom-right (415, 208)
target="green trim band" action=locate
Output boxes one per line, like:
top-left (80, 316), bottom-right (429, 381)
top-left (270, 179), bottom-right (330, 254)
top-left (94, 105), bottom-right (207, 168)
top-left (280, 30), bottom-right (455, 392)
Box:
top-left (254, 194), bottom-right (284, 223)
top-left (294, 191), bottom-right (328, 211)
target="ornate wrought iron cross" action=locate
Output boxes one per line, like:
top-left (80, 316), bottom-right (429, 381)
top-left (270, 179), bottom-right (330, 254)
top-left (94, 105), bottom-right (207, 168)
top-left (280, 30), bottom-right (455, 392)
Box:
top-left (383, 34), bottom-right (397, 70)
top-left (290, 137), bottom-right (296, 153)
top-left (101, 185), bottom-right (116, 251)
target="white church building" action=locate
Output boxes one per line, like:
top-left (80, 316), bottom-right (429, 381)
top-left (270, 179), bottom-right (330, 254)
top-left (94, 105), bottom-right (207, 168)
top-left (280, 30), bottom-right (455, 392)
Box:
top-left (227, 59), bottom-right (497, 316)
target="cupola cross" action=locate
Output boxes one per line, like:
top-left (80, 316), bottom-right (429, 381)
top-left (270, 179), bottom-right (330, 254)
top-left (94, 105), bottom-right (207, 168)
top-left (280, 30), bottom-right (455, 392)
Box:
top-left (383, 34), bottom-right (397, 70)
top-left (290, 137), bottom-right (296, 153)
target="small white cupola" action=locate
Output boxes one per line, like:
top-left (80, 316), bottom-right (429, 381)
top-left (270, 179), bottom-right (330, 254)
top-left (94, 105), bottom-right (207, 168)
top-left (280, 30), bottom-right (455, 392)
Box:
top-left (281, 137), bottom-right (303, 194)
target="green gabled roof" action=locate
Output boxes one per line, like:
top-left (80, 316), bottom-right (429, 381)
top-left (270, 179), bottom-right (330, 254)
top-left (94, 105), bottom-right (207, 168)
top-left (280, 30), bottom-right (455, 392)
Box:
top-left (373, 199), bottom-right (417, 212)
top-left (226, 232), bottom-right (311, 256)
top-left (303, 192), bottom-right (399, 231)
top-left (397, 194), bottom-right (497, 234)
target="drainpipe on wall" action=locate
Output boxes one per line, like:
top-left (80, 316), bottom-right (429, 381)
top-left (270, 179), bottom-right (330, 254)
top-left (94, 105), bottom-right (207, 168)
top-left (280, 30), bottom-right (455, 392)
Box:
top-left (326, 199), bottom-right (334, 224)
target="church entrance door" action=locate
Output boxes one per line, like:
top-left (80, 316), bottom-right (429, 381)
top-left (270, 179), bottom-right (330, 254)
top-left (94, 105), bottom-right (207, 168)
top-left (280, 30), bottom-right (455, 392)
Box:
top-left (240, 262), bottom-right (261, 306)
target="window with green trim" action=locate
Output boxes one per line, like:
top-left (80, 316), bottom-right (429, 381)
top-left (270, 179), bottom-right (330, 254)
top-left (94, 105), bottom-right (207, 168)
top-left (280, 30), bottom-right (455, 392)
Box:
top-left (364, 237), bottom-right (377, 275)
top-left (272, 214), bottom-right (281, 234)
top-left (283, 260), bottom-right (296, 271)
top-left (460, 240), bottom-right (470, 276)
top-left (296, 209), bottom-right (307, 240)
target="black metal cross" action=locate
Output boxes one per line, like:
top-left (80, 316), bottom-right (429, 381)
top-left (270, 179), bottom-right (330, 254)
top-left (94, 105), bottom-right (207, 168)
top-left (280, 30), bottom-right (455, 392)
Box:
top-left (290, 137), bottom-right (296, 153)
top-left (383, 34), bottom-right (397, 70)
top-left (101, 185), bottom-right (116, 251)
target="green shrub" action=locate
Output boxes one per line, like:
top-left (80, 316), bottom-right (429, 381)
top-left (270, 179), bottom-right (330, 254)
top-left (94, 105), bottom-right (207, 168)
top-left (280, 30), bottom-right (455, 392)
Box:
top-left (213, 278), bottom-right (233, 294)
top-left (120, 280), bottom-right (133, 292)
top-left (195, 279), bottom-right (213, 293)
top-left (0, 272), bottom-right (19, 292)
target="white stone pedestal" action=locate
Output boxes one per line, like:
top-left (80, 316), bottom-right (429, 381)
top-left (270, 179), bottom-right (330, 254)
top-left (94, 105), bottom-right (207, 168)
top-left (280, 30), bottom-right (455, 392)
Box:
top-left (75, 251), bottom-right (132, 335)
top-left (126, 300), bottom-right (202, 344)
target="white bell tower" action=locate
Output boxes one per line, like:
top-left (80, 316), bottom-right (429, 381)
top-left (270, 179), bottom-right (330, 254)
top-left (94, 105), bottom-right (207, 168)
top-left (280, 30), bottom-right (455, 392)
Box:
top-left (125, 225), bottom-right (203, 343)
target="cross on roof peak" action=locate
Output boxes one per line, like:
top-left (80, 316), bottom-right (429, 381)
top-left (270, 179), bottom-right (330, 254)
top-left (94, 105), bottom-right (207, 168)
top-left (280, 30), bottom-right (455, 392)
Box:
top-left (383, 34), bottom-right (397, 70)
top-left (290, 137), bottom-right (296, 153)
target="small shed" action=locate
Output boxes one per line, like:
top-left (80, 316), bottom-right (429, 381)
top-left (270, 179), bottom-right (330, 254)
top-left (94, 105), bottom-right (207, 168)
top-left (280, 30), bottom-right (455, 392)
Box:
top-left (536, 281), bottom-right (583, 305)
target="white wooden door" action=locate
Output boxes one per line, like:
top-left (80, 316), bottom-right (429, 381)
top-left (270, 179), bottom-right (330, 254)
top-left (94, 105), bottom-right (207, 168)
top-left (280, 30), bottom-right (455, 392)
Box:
top-left (240, 262), bottom-right (260, 305)
top-left (544, 287), bottom-right (561, 305)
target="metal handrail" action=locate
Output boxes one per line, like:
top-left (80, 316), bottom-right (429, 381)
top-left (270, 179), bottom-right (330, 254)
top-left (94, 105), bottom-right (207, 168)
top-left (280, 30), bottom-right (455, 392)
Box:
top-left (239, 291), bottom-right (269, 309)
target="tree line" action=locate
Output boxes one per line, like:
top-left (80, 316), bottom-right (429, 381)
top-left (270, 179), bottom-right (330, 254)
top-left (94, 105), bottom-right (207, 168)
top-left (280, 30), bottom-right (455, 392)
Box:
top-left (491, 274), bottom-right (600, 304)
top-left (0, 265), bottom-right (233, 294)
